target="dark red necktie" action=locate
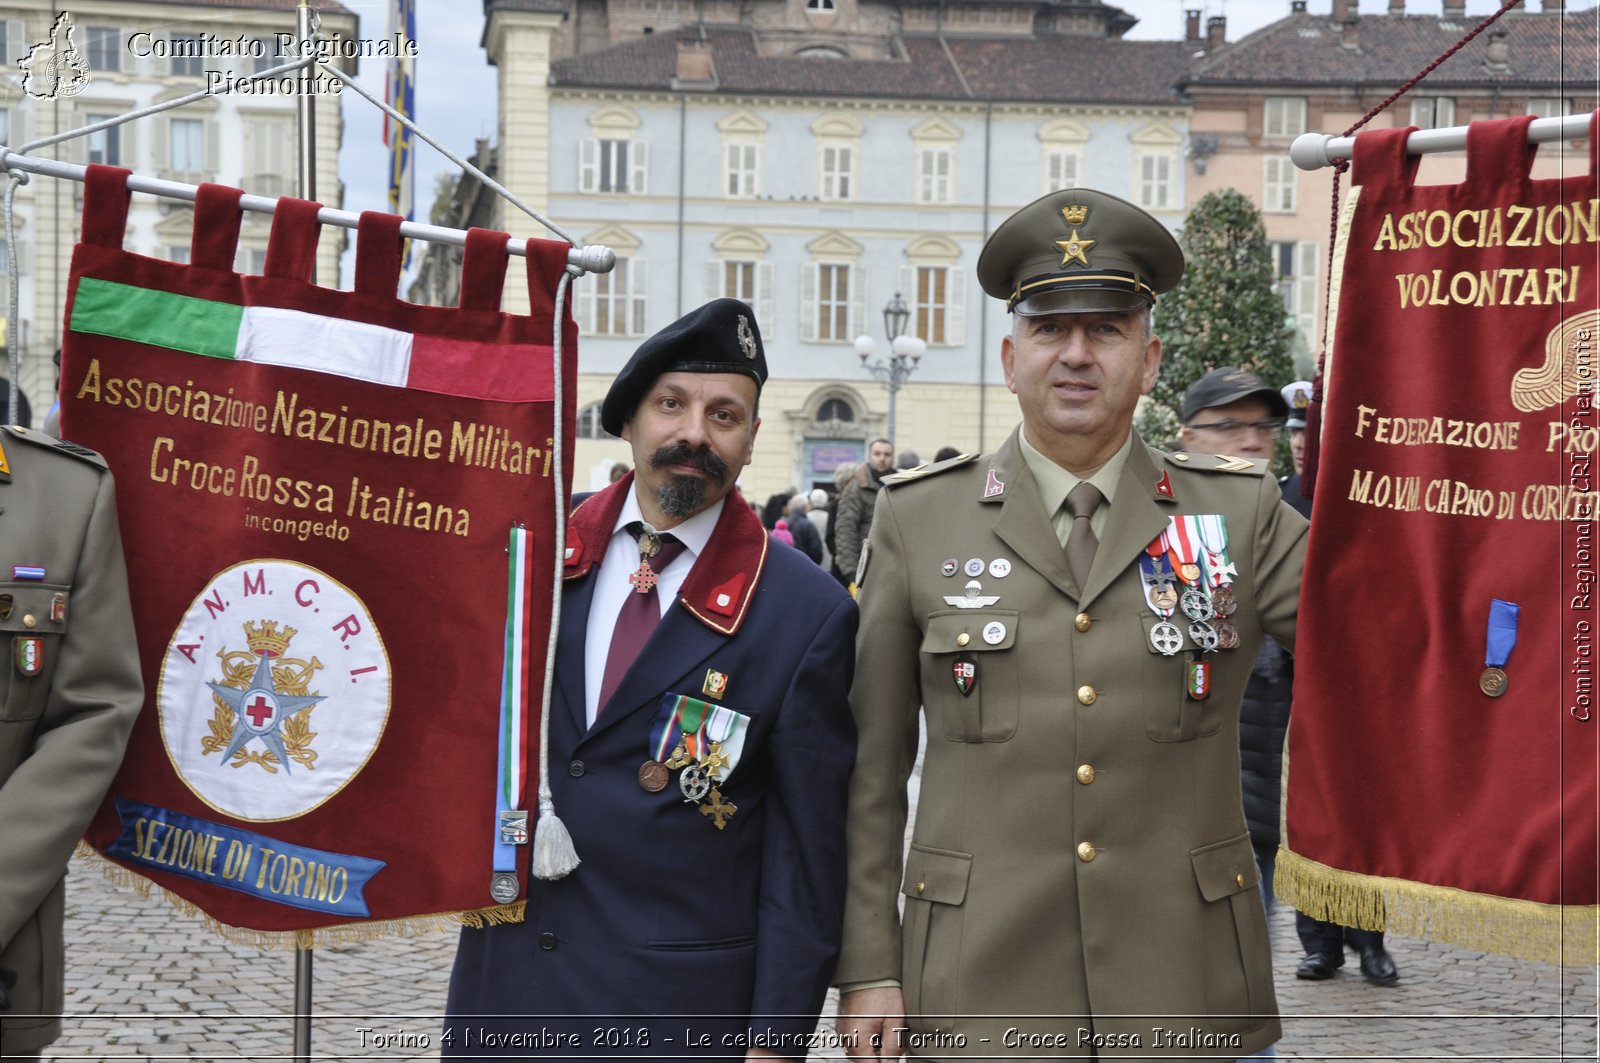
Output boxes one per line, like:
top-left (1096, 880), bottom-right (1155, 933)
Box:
top-left (597, 523), bottom-right (688, 714)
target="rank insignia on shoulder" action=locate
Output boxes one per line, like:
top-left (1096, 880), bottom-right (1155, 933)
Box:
top-left (1212, 455), bottom-right (1259, 474)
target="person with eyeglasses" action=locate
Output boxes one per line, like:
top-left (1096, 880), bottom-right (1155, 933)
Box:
top-left (1180, 369), bottom-right (1402, 993)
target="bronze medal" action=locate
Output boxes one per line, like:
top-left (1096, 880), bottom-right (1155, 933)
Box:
top-left (1216, 620), bottom-right (1240, 650)
top-left (1147, 583), bottom-right (1179, 613)
top-left (1479, 667), bottom-right (1509, 697)
top-left (1210, 585), bottom-right (1237, 617)
top-left (1180, 562), bottom-right (1202, 583)
top-left (638, 760), bottom-right (670, 792)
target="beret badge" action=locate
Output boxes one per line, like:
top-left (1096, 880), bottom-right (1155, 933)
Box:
top-left (737, 315), bottom-right (757, 361)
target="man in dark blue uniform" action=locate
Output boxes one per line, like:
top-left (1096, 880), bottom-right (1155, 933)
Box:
top-left (444, 299), bottom-right (858, 1058)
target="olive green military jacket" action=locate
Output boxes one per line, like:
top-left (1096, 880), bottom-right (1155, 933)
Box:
top-left (0, 427), bottom-right (142, 1054)
top-left (837, 428), bottom-right (1307, 1060)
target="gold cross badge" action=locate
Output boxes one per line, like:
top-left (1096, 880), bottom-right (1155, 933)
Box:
top-left (700, 787), bottom-right (738, 830)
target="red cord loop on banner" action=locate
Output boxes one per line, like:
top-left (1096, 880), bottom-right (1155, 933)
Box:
top-left (189, 184), bottom-right (244, 273)
top-left (525, 239), bottom-right (574, 315)
top-left (263, 198), bottom-right (324, 281)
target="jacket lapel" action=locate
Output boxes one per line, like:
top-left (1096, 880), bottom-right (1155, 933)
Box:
top-left (555, 570), bottom-right (595, 733)
top-left (985, 430), bottom-right (1080, 601)
top-left (585, 604), bottom-right (727, 743)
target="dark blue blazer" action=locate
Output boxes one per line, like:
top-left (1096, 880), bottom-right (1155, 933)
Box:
top-left (445, 479), bottom-right (858, 1059)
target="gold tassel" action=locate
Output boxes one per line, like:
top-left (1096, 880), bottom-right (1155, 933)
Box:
top-left (73, 848), bottom-right (530, 950)
top-left (1276, 846), bottom-right (1599, 966)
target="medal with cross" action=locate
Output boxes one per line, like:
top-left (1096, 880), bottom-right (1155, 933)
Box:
top-left (700, 787), bottom-right (738, 830)
top-left (629, 527), bottom-right (665, 594)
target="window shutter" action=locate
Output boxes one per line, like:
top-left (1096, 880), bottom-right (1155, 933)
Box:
top-left (757, 261), bottom-right (774, 334)
top-left (579, 137), bottom-right (597, 193)
top-left (631, 141), bottom-right (649, 195)
top-left (4, 21), bottom-right (23, 61)
top-left (66, 110), bottom-right (85, 163)
top-left (577, 273), bottom-right (595, 332)
top-left (153, 118), bottom-right (170, 174)
top-left (800, 263), bottom-right (818, 342)
top-left (946, 269), bottom-right (966, 347)
top-left (897, 264), bottom-right (915, 322)
top-left (706, 259), bottom-right (722, 299)
top-left (1296, 241), bottom-right (1318, 331)
top-left (120, 120), bottom-right (137, 170)
top-left (850, 266), bottom-right (868, 341)
top-left (630, 257), bottom-right (647, 335)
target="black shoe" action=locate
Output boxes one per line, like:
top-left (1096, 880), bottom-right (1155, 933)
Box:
top-left (1295, 951), bottom-right (1344, 980)
top-left (1359, 946), bottom-right (1399, 986)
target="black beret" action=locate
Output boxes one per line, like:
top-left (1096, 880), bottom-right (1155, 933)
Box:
top-left (600, 298), bottom-right (768, 436)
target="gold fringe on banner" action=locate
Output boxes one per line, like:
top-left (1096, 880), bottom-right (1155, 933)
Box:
top-left (1276, 845), bottom-right (1599, 967)
top-left (74, 844), bottom-right (528, 950)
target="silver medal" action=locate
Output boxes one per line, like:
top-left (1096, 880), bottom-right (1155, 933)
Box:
top-left (489, 872), bottom-right (520, 904)
top-left (1188, 620), bottom-right (1220, 652)
top-left (1149, 620), bottom-right (1184, 656)
top-left (679, 764), bottom-right (712, 802)
top-left (1180, 587), bottom-right (1215, 622)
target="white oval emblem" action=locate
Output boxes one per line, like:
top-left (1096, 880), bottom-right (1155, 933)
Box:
top-left (158, 560), bottom-right (392, 822)
top-left (989, 558), bottom-right (1012, 579)
top-left (982, 621), bottom-right (1007, 645)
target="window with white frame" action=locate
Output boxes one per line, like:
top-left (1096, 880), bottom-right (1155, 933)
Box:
top-left (576, 402), bottom-right (606, 439)
top-left (581, 137), bottom-right (647, 194)
top-left (725, 141), bottom-right (759, 197)
top-left (816, 263), bottom-right (851, 340)
top-left (820, 144), bottom-right (854, 201)
top-left (169, 118), bottom-right (205, 174)
top-left (1527, 97), bottom-right (1569, 119)
top-left (1044, 148), bottom-right (1081, 192)
top-left (910, 265), bottom-right (964, 345)
top-left (86, 118), bottom-right (122, 166)
top-left (1272, 240), bottom-right (1318, 342)
top-left (1137, 153), bottom-right (1175, 210)
top-left (580, 256), bottom-right (647, 336)
top-left (247, 115), bottom-right (293, 196)
top-left (1263, 156), bottom-right (1296, 213)
top-left (87, 27), bottom-right (120, 72)
top-left (1410, 97), bottom-right (1456, 129)
top-left (169, 35), bottom-right (204, 77)
top-left (1263, 97), bottom-right (1307, 138)
top-left (916, 145), bottom-right (953, 204)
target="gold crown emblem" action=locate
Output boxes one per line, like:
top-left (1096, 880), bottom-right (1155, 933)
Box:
top-left (1062, 204), bottom-right (1089, 226)
top-left (244, 620), bottom-right (297, 657)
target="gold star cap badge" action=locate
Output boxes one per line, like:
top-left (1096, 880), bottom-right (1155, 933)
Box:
top-left (1056, 229), bottom-right (1095, 268)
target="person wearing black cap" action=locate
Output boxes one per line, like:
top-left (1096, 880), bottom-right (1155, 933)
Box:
top-left (836, 191), bottom-right (1308, 1059)
top-left (444, 299), bottom-right (858, 1059)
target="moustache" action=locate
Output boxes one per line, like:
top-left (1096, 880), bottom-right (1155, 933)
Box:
top-left (650, 442), bottom-right (731, 481)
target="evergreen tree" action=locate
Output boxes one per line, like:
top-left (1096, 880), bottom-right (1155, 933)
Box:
top-left (1142, 190), bottom-right (1296, 449)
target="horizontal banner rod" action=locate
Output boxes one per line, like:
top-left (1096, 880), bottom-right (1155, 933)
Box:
top-left (1290, 113), bottom-right (1591, 172)
top-left (0, 147), bottom-right (615, 275)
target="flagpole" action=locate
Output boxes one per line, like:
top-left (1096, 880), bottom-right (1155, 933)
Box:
top-left (292, 4), bottom-right (318, 1059)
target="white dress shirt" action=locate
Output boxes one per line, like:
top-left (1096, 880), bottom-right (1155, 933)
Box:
top-left (581, 490), bottom-right (726, 727)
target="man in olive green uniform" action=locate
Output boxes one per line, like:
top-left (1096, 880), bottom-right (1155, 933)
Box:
top-left (836, 190), bottom-right (1307, 1060)
top-left (0, 425), bottom-right (142, 1055)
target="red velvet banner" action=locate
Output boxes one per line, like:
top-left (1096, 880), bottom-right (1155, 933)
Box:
top-left (1283, 114), bottom-right (1598, 962)
top-left (66, 167), bottom-right (577, 939)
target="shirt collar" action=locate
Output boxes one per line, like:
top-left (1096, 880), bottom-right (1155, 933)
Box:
top-left (1018, 427), bottom-right (1134, 516)
top-left (614, 488), bottom-right (726, 562)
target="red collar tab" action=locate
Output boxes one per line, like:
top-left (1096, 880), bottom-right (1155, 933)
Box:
top-left (679, 490), bottom-right (767, 636)
top-left (563, 477), bottom-right (632, 580)
top-left (1155, 469), bottom-right (1175, 499)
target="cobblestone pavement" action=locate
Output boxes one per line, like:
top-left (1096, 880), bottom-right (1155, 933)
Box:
top-left (23, 745), bottom-right (1599, 1062)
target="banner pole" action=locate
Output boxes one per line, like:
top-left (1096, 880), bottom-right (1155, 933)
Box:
top-left (293, 4), bottom-right (317, 1060)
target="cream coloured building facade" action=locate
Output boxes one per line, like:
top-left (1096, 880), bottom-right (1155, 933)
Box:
top-left (0, 0), bottom-right (357, 420)
top-left (479, 0), bottom-right (1196, 500)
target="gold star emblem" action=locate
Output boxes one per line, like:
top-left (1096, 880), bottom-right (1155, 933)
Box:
top-left (1056, 229), bottom-right (1095, 267)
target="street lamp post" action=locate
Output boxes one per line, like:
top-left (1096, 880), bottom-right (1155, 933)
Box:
top-left (854, 292), bottom-right (927, 447)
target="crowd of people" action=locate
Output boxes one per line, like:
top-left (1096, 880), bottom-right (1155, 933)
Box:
top-left (5, 186), bottom-right (1394, 1061)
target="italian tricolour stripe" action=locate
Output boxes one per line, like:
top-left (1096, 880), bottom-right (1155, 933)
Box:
top-left (69, 277), bottom-right (551, 400)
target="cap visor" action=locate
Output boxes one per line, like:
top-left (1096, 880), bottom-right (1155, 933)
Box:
top-left (1015, 287), bottom-right (1151, 316)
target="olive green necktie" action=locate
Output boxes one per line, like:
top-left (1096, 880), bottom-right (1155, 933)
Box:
top-left (1064, 482), bottom-right (1103, 589)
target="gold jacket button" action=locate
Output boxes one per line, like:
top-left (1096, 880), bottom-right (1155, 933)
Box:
top-left (956, 633), bottom-right (971, 647)
top-left (1075, 764), bottom-right (1095, 785)
top-left (1077, 685), bottom-right (1097, 705)
top-left (1074, 612), bottom-right (1092, 632)
top-left (1076, 842), bottom-right (1096, 863)
top-left (1236, 872), bottom-right (1247, 888)
top-left (22, 614), bottom-right (37, 629)
top-left (916, 881), bottom-right (926, 895)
